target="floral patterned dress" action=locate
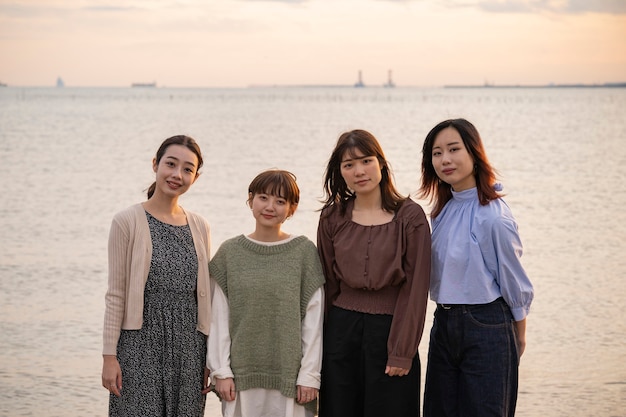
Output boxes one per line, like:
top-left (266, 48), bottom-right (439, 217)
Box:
top-left (109, 212), bottom-right (207, 417)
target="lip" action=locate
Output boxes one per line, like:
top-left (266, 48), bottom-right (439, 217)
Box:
top-left (355, 179), bottom-right (370, 186)
top-left (441, 168), bottom-right (455, 175)
top-left (261, 213), bottom-right (274, 219)
top-left (167, 181), bottom-right (182, 189)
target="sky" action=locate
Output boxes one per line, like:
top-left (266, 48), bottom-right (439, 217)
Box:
top-left (0, 0), bottom-right (625, 88)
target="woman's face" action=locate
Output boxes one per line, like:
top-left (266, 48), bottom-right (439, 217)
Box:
top-left (431, 127), bottom-right (476, 192)
top-left (339, 148), bottom-right (382, 196)
top-left (152, 144), bottom-right (199, 198)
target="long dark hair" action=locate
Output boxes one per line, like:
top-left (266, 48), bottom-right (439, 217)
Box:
top-left (419, 118), bottom-right (500, 218)
top-left (147, 135), bottom-right (203, 199)
top-left (321, 129), bottom-right (405, 214)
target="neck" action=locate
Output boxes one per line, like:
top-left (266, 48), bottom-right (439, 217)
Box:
top-left (353, 188), bottom-right (383, 211)
top-left (143, 194), bottom-right (187, 225)
top-left (248, 226), bottom-right (289, 243)
top-left (144, 193), bottom-right (181, 215)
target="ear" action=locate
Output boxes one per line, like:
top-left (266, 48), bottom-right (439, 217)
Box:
top-left (247, 192), bottom-right (254, 208)
top-left (288, 204), bottom-right (298, 218)
top-left (152, 158), bottom-right (158, 173)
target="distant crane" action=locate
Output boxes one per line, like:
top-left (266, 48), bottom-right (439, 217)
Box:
top-left (354, 70), bottom-right (365, 88)
top-left (383, 70), bottom-right (395, 88)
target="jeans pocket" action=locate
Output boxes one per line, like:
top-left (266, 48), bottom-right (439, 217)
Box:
top-left (466, 304), bottom-right (509, 328)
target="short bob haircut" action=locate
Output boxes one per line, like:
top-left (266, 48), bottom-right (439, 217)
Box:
top-left (419, 118), bottom-right (500, 218)
top-left (247, 169), bottom-right (300, 209)
top-left (321, 129), bottom-right (405, 215)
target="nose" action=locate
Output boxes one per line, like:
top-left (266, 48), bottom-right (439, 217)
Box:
top-left (441, 152), bottom-right (451, 164)
top-left (355, 161), bottom-right (365, 175)
top-left (172, 166), bottom-right (183, 178)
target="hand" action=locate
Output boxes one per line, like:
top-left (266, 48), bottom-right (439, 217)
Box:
top-left (215, 377), bottom-right (236, 402)
top-left (102, 355), bottom-right (122, 397)
top-left (385, 365), bottom-right (410, 377)
top-left (201, 367), bottom-right (212, 395)
top-left (515, 318), bottom-right (527, 358)
top-left (297, 385), bottom-right (318, 404)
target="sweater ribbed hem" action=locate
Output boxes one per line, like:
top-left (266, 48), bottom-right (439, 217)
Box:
top-left (236, 373), bottom-right (298, 398)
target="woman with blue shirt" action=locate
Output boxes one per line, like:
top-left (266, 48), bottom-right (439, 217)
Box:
top-left (419, 119), bottom-right (534, 417)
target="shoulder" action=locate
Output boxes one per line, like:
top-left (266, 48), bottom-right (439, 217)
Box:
top-left (215, 235), bottom-right (245, 252)
top-left (291, 235), bottom-right (318, 253)
top-left (320, 198), bottom-right (353, 221)
top-left (476, 198), bottom-right (518, 233)
top-left (396, 198), bottom-right (428, 225)
top-left (111, 203), bottom-right (144, 226)
top-left (184, 209), bottom-right (211, 233)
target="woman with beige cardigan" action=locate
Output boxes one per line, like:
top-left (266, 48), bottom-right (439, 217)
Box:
top-left (101, 135), bottom-right (212, 417)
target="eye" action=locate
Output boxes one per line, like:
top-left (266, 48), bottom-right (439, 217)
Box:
top-left (342, 162), bottom-right (352, 169)
top-left (276, 199), bottom-right (287, 205)
top-left (432, 151), bottom-right (441, 157)
top-left (165, 161), bottom-right (175, 167)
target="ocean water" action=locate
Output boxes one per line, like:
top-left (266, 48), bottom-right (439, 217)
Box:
top-left (0, 86), bottom-right (625, 417)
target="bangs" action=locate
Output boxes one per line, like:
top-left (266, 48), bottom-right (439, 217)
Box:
top-left (248, 170), bottom-right (300, 205)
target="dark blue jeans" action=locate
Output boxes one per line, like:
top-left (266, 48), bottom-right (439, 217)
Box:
top-left (423, 298), bottom-right (519, 417)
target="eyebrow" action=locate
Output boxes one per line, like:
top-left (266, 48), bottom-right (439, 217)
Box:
top-left (164, 155), bottom-right (197, 168)
top-left (433, 141), bottom-right (461, 149)
top-left (341, 155), bottom-right (370, 163)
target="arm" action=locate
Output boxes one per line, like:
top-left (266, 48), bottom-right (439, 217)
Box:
top-left (490, 214), bottom-right (534, 322)
top-left (206, 285), bottom-right (236, 401)
top-left (317, 213), bottom-right (339, 312)
top-left (386, 206), bottom-right (432, 373)
top-left (102, 216), bottom-right (130, 395)
top-left (296, 288), bottom-right (324, 403)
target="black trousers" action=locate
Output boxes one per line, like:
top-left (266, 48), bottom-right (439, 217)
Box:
top-left (319, 306), bottom-right (421, 417)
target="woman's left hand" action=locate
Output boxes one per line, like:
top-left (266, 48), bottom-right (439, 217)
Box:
top-left (385, 365), bottom-right (410, 377)
top-left (201, 367), bottom-right (211, 395)
top-left (297, 385), bottom-right (318, 404)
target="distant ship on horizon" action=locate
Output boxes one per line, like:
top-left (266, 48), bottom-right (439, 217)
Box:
top-left (56, 77), bottom-right (64, 88)
top-left (131, 82), bottom-right (157, 88)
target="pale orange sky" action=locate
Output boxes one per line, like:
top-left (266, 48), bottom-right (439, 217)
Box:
top-left (1, 0), bottom-right (625, 87)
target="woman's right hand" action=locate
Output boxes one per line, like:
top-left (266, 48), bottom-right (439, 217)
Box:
top-left (102, 355), bottom-right (122, 397)
top-left (215, 377), bottom-right (236, 401)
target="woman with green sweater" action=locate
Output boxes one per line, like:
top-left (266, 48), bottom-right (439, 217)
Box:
top-left (206, 169), bottom-right (325, 417)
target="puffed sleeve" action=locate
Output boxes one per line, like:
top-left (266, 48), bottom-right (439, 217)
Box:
top-left (490, 214), bottom-right (534, 321)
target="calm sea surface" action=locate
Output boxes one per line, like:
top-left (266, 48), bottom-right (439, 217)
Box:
top-left (0, 86), bottom-right (624, 417)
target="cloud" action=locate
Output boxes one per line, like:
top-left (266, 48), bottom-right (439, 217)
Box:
top-left (375, 0), bottom-right (626, 14)
top-left (472, 0), bottom-right (626, 14)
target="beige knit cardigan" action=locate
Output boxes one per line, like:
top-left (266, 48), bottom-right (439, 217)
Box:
top-left (103, 203), bottom-right (211, 355)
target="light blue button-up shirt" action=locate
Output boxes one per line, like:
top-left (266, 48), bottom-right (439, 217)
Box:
top-left (430, 187), bottom-right (534, 321)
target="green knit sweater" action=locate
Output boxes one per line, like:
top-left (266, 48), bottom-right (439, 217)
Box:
top-left (209, 234), bottom-right (325, 399)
